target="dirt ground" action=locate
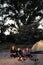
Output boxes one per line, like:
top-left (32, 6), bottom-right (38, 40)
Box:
top-left (0, 51), bottom-right (43, 65)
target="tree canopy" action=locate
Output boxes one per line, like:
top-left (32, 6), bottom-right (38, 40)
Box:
top-left (0, 0), bottom-right (43, 44)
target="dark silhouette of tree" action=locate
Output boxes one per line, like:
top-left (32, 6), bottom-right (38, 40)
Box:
top-left (0, 0), bottom-right (43, 44)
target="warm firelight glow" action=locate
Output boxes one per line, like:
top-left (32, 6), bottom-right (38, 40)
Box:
top-left (20, 57), bottom-right (23, 61)
top-left (18, 57), bottom-right (23, 61)
top-left (32, 40), bottom-right (43, 52)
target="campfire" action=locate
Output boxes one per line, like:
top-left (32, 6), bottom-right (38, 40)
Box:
top-left (18, 56), bottom-right (24, 61)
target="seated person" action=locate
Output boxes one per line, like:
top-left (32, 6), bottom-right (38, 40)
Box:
top-left (10, 45), bottom-right (18, 58)
top-left (22, 49), bottom-right (26, 57)
top-left (17, 48), bottom-right (23, 57)
top-left (25, 48), bottom-right (33, 57)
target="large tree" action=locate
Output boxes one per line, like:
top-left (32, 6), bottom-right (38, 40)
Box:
top-left (0, 0), bottom-right (43, 44)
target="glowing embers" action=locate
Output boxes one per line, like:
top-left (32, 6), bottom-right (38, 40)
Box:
top-left (18, 56), bottom-right (25, 61)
